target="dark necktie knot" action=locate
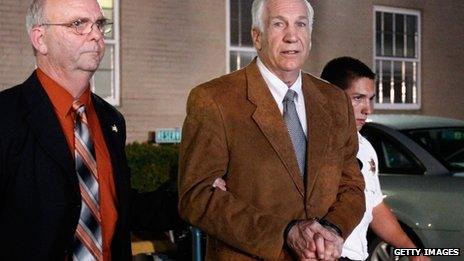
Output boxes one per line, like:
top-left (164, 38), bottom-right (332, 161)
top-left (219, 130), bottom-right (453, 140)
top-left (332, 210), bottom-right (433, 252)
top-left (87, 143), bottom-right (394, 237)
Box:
top-left (283, 89), bottom-right (298, 103)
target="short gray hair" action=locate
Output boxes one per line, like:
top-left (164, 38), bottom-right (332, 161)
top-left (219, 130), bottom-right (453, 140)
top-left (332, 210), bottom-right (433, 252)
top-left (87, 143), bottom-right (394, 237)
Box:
top-left (251, 0), bottom-right (314, 33)
top-left (26, 0), bottom-right (47, 36)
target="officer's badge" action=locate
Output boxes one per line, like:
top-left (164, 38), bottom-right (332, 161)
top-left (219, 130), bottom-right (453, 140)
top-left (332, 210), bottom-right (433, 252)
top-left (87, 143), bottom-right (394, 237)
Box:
top-left (369, 158), bottom-right (376, 173)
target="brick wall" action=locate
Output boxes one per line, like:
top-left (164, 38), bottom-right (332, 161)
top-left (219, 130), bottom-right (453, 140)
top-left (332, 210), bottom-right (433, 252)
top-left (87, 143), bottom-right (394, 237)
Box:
top-left (306, 0), bottom-right (464, 119)
top-left (119, 0), bottom-right (226, 142)
top-left (0, 0), bottom-right (36, 90)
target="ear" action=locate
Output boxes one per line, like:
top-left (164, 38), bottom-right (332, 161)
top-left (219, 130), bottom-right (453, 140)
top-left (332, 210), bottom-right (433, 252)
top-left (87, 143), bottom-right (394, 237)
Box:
top-left (30, 26), bottom-right (48, 55)
top-left (251, 28), bottom-right (262, 51)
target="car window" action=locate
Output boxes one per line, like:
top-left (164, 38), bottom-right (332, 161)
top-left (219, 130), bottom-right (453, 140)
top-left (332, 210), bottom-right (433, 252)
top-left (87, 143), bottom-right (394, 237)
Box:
top-left (361, 126), bottom-right (425, 175)
top-left (380, 140), bottom-right (417, 169)
top-left (405, 128), bottom-right (464, 172)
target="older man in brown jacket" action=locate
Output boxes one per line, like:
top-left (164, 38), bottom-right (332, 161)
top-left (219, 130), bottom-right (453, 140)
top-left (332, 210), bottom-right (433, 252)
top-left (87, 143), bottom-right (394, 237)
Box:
top-left (178, 0), bottom-right (365, 260)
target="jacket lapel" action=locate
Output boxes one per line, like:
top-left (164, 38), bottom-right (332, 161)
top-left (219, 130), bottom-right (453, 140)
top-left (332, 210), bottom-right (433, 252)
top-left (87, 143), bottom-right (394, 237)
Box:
top-left (22, 72), bottom-right (76, 182)
top-left (302, 74), bottom-right (332, 198)
top-left (92, 95), bottom-right (125, 206)
top-left (246, 61), bottom-right (305, 197)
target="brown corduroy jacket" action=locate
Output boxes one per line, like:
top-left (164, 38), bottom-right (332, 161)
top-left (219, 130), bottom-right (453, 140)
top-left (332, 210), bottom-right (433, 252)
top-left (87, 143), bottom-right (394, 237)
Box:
top-left (178, 60), bottom-right (365, 260)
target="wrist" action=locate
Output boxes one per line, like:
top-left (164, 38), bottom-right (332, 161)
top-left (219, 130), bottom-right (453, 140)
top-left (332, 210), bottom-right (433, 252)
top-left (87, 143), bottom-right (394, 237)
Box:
top-left (283, 219), bottom-right (299, 245)
top-left (283, 217), bottom-right (320, 246)
top-left (319, 219), bottom-right (342, 237)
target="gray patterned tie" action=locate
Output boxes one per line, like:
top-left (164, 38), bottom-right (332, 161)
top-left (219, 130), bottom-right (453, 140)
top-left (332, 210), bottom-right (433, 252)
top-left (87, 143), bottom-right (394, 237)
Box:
top-left (72, 100), bottom-right (103, 261)
top-left (283, 89), bottom-right (307, 177)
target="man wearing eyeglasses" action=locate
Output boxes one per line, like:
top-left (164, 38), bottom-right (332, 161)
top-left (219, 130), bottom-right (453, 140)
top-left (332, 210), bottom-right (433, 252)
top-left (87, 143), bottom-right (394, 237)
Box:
top-left (0, 0), bottom-right (171, 260)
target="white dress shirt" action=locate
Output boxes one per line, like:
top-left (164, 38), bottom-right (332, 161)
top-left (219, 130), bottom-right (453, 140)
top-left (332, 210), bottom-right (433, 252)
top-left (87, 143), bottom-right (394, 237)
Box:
top-left (256, 57), bottom-right (307, 136)
top-left (341, 133), bottom-right (384, 260)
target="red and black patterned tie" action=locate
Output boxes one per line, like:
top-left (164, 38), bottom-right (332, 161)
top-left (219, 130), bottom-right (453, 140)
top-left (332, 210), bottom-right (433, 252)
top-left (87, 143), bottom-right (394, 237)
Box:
top-left (72, 100), bottom-right (103, 261)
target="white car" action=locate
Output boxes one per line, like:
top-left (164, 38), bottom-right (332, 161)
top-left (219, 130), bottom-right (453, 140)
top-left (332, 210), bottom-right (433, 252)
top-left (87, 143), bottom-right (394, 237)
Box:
top-left (361, 115), bottom-right (464, 261)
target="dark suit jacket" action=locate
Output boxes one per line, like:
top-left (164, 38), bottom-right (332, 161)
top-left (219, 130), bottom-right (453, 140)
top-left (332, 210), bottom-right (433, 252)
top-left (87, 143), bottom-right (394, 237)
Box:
top-left (0, 72), bottom-right (132, 260)
top-left (178, 60), bottom-right (366, 260)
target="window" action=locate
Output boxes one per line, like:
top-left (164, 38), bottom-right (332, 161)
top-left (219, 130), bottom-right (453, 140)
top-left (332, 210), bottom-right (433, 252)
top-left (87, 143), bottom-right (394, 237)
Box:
top-left (361, 126), bottom-right (424, 175)
top-left (380, 139), bottom-right (419, 171)
top-left (93, 0), bottom-right (120, 106)
top-left (227, 0), bottom-right (256, 72)
top-left (374, 6), bottom-right (421, 110)
top-left (406, 128), bottom-right (464, 172)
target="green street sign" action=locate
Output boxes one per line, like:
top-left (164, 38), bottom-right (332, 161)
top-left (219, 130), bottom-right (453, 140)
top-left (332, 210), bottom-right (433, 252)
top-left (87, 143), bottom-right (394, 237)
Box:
top-left (155, 128), bottom-right (182, 143)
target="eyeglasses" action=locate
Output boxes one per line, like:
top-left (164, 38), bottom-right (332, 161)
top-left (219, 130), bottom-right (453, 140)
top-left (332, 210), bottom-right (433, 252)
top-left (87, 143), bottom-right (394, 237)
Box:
top-left (40, 18), bottom-right (113, 35)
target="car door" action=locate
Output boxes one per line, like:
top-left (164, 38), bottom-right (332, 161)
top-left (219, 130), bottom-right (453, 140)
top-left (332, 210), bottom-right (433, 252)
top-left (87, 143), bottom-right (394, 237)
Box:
top-left (361, 124), bottom-right (464, 251)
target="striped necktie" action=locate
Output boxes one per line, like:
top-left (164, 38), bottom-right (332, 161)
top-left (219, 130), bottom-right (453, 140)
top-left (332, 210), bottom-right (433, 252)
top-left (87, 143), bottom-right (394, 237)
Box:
top-left (72, 100), bottom-right (103, 261)
top-left (283, 89), bottom-right (307, 177)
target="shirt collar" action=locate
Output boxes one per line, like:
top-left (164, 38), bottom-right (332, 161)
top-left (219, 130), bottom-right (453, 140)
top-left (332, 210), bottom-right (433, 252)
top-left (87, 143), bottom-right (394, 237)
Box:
top-left (358, 132), bottom-right (365, 144)
top-left (256, 57), bottom-right (303, 103)
top-left (36, 68), bottom-right (92, 118)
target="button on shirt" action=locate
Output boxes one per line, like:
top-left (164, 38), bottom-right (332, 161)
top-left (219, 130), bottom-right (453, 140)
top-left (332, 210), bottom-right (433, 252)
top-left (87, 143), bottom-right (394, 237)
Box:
top-left (256, 57), bottom-right (307, 135)
top-left (341, 133), bottom-right (384, 260)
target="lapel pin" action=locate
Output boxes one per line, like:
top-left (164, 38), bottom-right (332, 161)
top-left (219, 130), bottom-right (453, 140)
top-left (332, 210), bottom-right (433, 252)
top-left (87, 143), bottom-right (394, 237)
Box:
top-left (111, 124), bottom-right (118, 133)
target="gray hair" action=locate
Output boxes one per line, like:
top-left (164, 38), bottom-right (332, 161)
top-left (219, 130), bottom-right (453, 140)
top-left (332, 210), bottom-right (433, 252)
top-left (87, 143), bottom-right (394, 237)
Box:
top-left (26, 0), bottom-right (47, 36)
top-left (251, 0), bottom-right (314, 33)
